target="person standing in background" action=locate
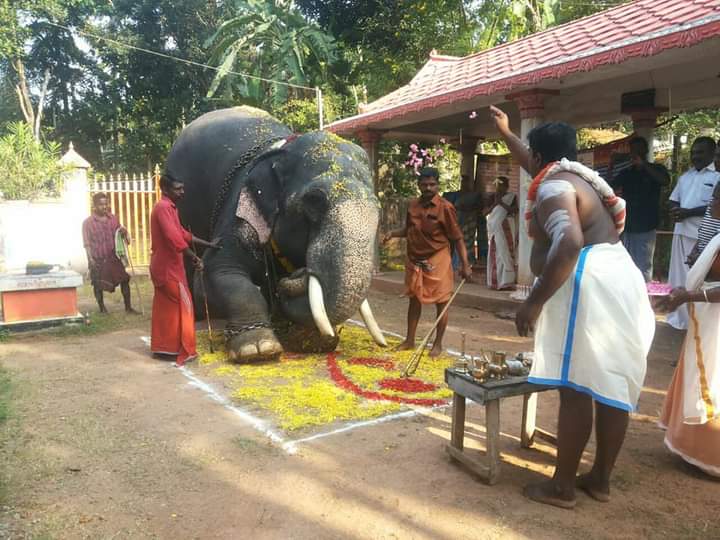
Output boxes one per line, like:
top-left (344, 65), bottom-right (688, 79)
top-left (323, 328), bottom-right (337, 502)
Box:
top-left (82, 192), bottom-right (137, 314)
top-left (485, 176), bottom-right (518, 290)
top-left (610, 137), bottom-right (670, 281)
top-left (383, 168), bottom-right (472, 357)
top-left (666, 137), bottom-right (720, 329)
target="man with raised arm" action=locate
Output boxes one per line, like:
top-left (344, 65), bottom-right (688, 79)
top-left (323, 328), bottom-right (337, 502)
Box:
top-left (490, 106), bottom-right (655, 509)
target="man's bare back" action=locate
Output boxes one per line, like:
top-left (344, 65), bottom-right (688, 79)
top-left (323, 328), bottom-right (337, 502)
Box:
top-left (530, 171), bottom-right (619, 276)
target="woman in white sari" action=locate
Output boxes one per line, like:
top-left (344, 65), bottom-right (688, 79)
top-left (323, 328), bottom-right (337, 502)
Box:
top-left (486, 176), bottom-right (517, 290)
top-left (659, 228), bottom-right (720, 477)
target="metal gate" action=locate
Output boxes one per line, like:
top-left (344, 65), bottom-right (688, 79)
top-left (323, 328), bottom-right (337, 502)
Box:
top-left (88, 166), bottom-right (161, 267)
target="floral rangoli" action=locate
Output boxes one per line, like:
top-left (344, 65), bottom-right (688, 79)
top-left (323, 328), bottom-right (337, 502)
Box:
top-left (195, 325), bottom-right (453, 432)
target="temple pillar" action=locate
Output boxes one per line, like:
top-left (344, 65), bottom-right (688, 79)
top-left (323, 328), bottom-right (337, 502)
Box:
top-left (357, 129), bottom-right (383, 193)
top-left (506, 89), bottom-right (558, 286)
top-left (458, 137), bottom-right (479, 191)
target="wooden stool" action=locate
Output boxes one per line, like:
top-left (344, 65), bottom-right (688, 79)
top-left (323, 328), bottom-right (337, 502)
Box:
top-left (444, 369), bottom-right (557, 485)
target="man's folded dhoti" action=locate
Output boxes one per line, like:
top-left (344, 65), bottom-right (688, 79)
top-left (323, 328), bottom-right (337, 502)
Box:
top-left (530, 242), bottom-right (655, 411)
top-left (404, 246), bottom-right (454, 304)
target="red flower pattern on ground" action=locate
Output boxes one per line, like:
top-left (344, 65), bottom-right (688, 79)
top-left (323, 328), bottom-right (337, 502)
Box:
top-left (379, 378), bottom-right (438, 393)
top-left (347, 357), bottom-right (395, 371)
top-left (326, 353), bottom-right (447, 407)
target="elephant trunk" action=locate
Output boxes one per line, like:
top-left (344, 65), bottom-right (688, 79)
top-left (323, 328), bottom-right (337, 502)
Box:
top-left (281, 199), bottom-right (378, 329)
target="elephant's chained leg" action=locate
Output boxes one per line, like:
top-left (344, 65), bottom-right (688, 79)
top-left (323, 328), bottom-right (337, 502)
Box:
top-left (205, 267), bottom-right (284, 362)
top-left (225, 324), bottom-right (283, 362)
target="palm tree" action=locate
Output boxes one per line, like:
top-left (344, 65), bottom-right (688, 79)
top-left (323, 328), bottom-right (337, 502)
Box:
top-left (205, 0), bottom-right (337, 106)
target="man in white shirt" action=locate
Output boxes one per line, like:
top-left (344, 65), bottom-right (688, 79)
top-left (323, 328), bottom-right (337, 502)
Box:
top-left (667, 137), bottom-right (720, 329)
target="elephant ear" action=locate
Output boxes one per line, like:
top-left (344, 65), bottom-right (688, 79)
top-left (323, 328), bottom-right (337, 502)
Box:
top-left (235, 188), bottom-right (272, 244)
top-left (235, 150), bottom-right (286, 245)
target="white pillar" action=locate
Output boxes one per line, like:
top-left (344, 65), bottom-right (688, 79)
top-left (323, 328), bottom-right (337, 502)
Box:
top-left (59, 142), bottom-right (92, 272)
top-left (517, 117), bottom-right (543, 286)
top-left (506, 89), bottom-right (557, 286)
top-left (459, 137), bottom-right (479, 191)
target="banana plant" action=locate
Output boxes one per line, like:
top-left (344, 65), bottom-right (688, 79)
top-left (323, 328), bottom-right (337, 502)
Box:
top-left (205, 0), bottom-right (337, 107)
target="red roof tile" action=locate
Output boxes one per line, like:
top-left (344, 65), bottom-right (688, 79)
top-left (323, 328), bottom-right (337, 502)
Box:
top-left (329, 0), bottom-right (720, 133)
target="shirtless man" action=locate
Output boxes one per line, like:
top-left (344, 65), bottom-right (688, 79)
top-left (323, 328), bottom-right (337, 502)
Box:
top-left (490, 106), bottom-right (655, 509)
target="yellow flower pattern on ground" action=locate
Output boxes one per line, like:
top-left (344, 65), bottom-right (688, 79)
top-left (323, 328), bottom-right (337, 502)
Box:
top-left (196, 325), bottom-right (454, 433)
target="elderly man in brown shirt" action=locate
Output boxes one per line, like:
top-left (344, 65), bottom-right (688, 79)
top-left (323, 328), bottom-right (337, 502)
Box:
top-left (384, 168), bottom-right (472, 356)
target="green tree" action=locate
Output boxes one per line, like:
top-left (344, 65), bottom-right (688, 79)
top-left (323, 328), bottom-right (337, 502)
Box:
top-left (206, 0), bottom-right (337, 107)
top-left (0, 121), bottom-right (64, 200)
top-left (297, 0), bottom-right (474, 101)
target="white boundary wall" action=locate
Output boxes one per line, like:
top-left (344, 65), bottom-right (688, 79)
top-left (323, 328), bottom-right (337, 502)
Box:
top-left (0, 145), bottom-right (90, 273)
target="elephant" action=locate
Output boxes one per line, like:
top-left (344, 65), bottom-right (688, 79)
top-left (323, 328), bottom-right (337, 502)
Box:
top-left (165, 106), bottom-right (387, 362)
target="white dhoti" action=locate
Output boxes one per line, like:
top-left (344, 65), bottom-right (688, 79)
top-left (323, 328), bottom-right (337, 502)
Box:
top-left (666, 234), bottom-right (696, 330)
top-left (529, 243), bottom-right (656, 411)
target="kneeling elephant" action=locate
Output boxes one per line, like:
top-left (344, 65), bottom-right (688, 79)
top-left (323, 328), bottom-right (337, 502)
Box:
top-left (165, 106), bottom-right (387, 362)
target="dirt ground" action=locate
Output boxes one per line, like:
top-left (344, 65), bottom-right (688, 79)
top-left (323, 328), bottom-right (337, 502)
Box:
top-left (1, 278), bottom-right (719, 539)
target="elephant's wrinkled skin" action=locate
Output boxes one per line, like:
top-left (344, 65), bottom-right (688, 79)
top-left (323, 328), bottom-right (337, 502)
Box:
top-left (165, 106), bottom-right (385, 362)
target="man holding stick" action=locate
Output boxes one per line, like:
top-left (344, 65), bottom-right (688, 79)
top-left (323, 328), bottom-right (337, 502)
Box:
top-left (490, 106), bottom-right (654, 509)
top-left (383, 167), bottom-right (472, 357)
top-left (150, 174), bottom-right (219, 366)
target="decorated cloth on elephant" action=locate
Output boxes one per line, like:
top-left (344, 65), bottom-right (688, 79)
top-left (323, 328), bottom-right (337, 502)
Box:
top-left (404, 194), bottom-right (463, 304)
top-left (149, 195), bottom-right (197, 366)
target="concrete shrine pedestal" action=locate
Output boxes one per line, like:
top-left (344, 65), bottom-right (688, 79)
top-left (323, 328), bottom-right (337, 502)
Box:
top-left (0, 270), bottom-right (85, 330)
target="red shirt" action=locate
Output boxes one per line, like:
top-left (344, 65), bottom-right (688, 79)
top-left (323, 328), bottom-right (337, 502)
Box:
top-left (150, 196), bottom-right (192, 287)
top-left (406, 194), bottom-right (463, 260)
top-left (82, 213), bottom-right (121, 260)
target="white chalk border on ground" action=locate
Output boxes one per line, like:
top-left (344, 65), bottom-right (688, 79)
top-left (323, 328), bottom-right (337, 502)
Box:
top-left (140, 319), bottom-right (461, 454)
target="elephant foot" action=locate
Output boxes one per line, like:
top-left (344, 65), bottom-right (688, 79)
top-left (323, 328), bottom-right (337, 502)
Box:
top-left (226, 327), bottom-right (283, 363)
top-left (273, 318), bottom-right (340, 353)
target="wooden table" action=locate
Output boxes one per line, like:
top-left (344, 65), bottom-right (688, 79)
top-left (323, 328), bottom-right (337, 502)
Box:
top-left (444, 368), bottom-right (557, 485)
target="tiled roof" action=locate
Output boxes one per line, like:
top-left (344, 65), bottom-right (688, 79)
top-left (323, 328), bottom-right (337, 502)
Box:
top-left (329, 0), bottom-right (720, 133)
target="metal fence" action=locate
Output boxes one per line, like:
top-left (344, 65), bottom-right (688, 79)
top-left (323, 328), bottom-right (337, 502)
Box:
top-left (88, 166), bottom-right (161, 267)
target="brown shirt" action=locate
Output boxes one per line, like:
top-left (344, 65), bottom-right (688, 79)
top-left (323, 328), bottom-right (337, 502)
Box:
top-left (406, 194), bottom-right (463, 260)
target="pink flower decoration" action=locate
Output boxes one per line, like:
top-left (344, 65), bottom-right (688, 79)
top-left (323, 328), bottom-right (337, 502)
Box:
top-left (435, 148), bottom-right (444, 157)
top-left (421, 149), bottom-right (427, 156)
top-left (439, 138), bottom-right (446, 144)
top-left (469, 111), bottom-right (478, 119)
top-left (409, 144), bottom-right (419, 152)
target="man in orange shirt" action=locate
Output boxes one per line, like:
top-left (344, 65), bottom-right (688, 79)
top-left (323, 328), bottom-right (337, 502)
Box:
top-left (150, 174), bottom-right (218, 366)
top-left (384, 168), bottom-right (472, 356)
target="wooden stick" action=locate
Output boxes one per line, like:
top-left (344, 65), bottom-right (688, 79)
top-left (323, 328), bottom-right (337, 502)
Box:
top-left (123, 237), bottom-right (144, 315)
top-left (190, 229), bottom-right (214, 353)
top-left (401, 279), bottom-right (466, 377)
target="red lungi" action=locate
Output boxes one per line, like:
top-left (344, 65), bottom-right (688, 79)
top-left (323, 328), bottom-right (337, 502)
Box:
top-left (151, 280), bottom-right (197, 365)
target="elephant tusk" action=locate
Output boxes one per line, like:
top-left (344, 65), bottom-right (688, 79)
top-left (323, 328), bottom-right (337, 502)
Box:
top-left (360, 299), bottom-right (388, 347)
top-left (308, 275), bottom-right (335, 337)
